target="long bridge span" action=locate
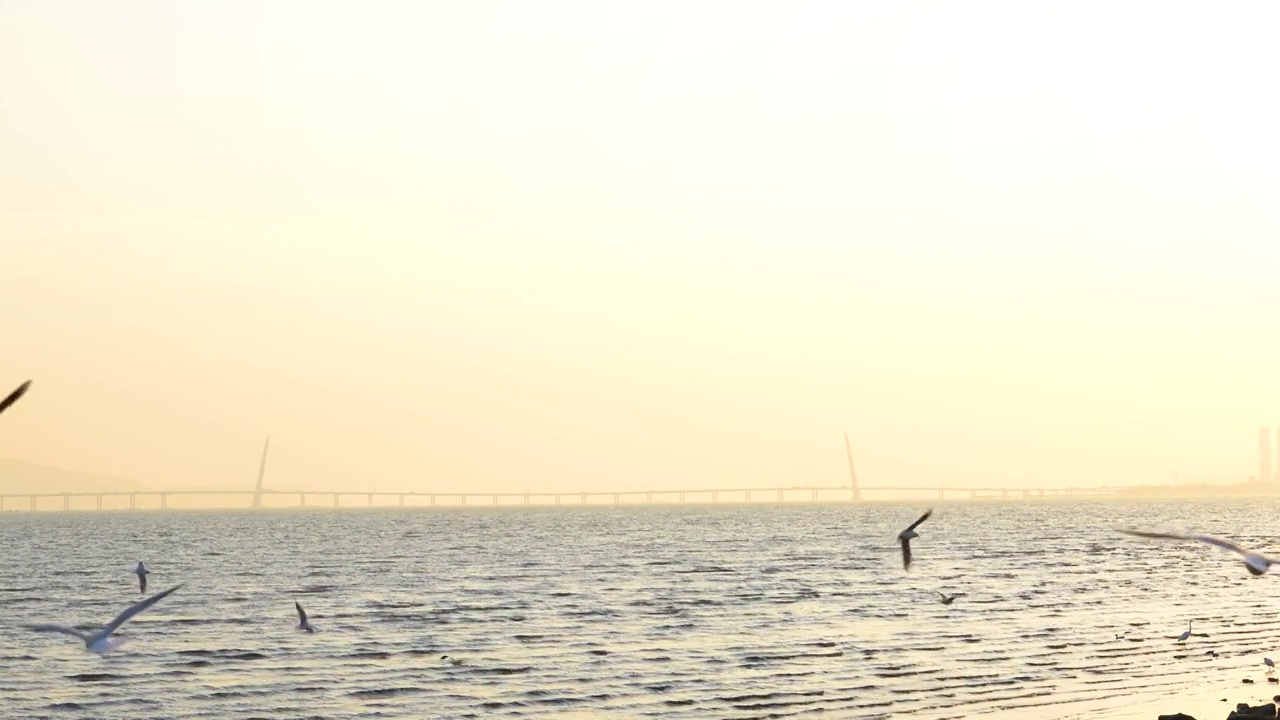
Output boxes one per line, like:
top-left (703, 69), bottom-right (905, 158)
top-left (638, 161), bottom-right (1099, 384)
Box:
top-left (0, 432), bottom-right (1137, 512)
top-left (0, 484), bottom-right (1127, 512)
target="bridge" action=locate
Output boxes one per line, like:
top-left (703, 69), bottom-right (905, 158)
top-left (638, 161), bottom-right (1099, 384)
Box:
top-left (0, 431), bottom-right (1132, 512)
top-left (0, 484), bottom-right (1125, 512)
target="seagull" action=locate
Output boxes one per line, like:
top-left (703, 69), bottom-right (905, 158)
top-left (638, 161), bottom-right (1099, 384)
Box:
top-left (134, 562), bottom-right (150, 594)
top-left (440, 654), bottom-right (463, 666)
top-left (1177, 621), bottom-right (1193, 643)
top-left (1119, 529), bottom-right (1278, 576)
top-left (27, 584), bottom-right (182, 655)
top-left (0, 380), bottom-right (31, 415)
top-left (295, 601), bottom-right (315, 633)
top-left (936, 591), bottom-right (963, 605)
top-left (898, 509), bottom-right (933, 571)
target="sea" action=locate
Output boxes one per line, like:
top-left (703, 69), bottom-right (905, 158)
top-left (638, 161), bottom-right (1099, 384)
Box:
top-left (3, 498), bottom-right (1279, 720)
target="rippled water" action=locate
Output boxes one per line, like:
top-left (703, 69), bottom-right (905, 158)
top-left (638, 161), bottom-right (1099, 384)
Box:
top-left (4, 499), bottom-right (1280, 719)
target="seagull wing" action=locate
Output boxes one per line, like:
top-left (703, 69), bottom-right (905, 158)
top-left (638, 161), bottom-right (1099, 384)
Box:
top-left (0, 381), bottom-right (31, 415)
top-left (27, 624), bottom-right (86, 640)
top-left (100, 584), bottom-right (182, 637)
top-left (295, 602), bottom-right (308, 624)
top-left (905, 509), bottom-right (933, 533)
top-left (1186, 534), bottom-right (1254, 557)
top-left (901, 537), bottom-right (913, 570)
top-left (1120, 529), bottom-right (1249, 557)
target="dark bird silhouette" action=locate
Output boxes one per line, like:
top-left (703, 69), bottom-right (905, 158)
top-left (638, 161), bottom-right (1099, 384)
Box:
top-left (134, 562), bottom-right (150, 594)
top-left (0, 380), bottom-right (31, 415)
top-left (295, 601), bottom-right (315, 633)
top-left (898, 509), bottom-right (933, 571)
top-left (936, 591), bottom-right (963, 605)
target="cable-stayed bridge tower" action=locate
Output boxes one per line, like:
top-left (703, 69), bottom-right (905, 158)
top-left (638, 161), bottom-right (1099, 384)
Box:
top-left (844, 432), bottom-right (862, 501)
top-left (251, 435), bottom-right (270, 508)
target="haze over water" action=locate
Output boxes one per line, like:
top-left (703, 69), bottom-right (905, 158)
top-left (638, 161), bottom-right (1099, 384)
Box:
top-left (6, 499), bottom-right (1278, 719)
top-left (5, 2), bottom-right (1280, 498)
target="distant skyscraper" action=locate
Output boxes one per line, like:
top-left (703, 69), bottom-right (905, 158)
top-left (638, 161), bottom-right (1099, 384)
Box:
top-left (1261, 427), bottom-right (1272, 486)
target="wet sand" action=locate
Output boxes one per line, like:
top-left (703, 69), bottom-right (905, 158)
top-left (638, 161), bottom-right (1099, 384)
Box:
top-left (1056, 681), bottom-right (1280, 720)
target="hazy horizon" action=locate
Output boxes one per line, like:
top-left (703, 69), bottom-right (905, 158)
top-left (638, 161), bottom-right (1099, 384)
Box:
top-left (4, 1), bottom-right (1280, 494)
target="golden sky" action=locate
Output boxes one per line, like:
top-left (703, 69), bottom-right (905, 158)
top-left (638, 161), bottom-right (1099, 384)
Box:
top-left (3, 1), bottom-right (1280, 493)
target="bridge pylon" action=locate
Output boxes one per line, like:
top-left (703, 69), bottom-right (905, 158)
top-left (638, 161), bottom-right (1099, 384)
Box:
top-left (844, 433), bottom-right (862, 501)
top-left (252, 435), bottom-right (270, 508)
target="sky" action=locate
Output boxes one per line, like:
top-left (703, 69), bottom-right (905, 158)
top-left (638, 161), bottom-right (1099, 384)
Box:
top-left (3, 1), bottom-right (1280, 494)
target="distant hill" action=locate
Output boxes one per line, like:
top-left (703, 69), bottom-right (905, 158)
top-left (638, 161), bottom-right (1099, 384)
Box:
top-left (0, 458), bottom-right (147, 493)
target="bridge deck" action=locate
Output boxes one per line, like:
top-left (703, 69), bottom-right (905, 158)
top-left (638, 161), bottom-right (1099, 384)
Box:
top-left (0, 484), bottom-right (1123, 511)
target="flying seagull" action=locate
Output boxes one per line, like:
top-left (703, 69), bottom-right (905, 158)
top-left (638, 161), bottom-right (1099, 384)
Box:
top-left (898, 509), bottom-right (933, 571)
top-left (134, 562), bottom-right (150, 594)
top-left (936, 591), bottom-right (963, 605)
top-left (295, 601), bottom-right (315, 633)
top-left (1119, 529), bottom-right (1278, 576)
top-left (0, 380), bottom-right (31, 415)
top-left (27, 584), bottom-right (182, 655)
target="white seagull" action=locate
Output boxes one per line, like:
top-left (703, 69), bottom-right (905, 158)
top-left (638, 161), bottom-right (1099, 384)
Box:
top-left (27, 584), bottom-right (182, 655)
top-left (295, 601), bottom-right (315, 633)
top-left (1119, 529), bottom-right (1278, 577)
top-left (898, 509), bottom-right (933, 571)
top-left (0, 380), bottom-right (31, 415)
top-left (134, 562), bottom-right (150, 594)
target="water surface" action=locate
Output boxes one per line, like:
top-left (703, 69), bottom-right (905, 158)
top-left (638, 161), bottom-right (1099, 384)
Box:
top-left (3, 499), bottom-right (1277, 719)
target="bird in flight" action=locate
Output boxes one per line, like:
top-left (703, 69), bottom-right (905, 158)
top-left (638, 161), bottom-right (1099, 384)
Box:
top-left (0, 380), bottom-right (31, 415)
top-left (134, 562), bottom-right (150, 594)
top-left (1119, 529), bottom-right (1278, 576)
top-left (27, 584), bottom-right (182, 655)
top-left (295, 601), bottom-right (315, 633)
top-left (898, 509), bottom-right (933, 571)
top-left (936, 591), bottom-right (963, 605)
